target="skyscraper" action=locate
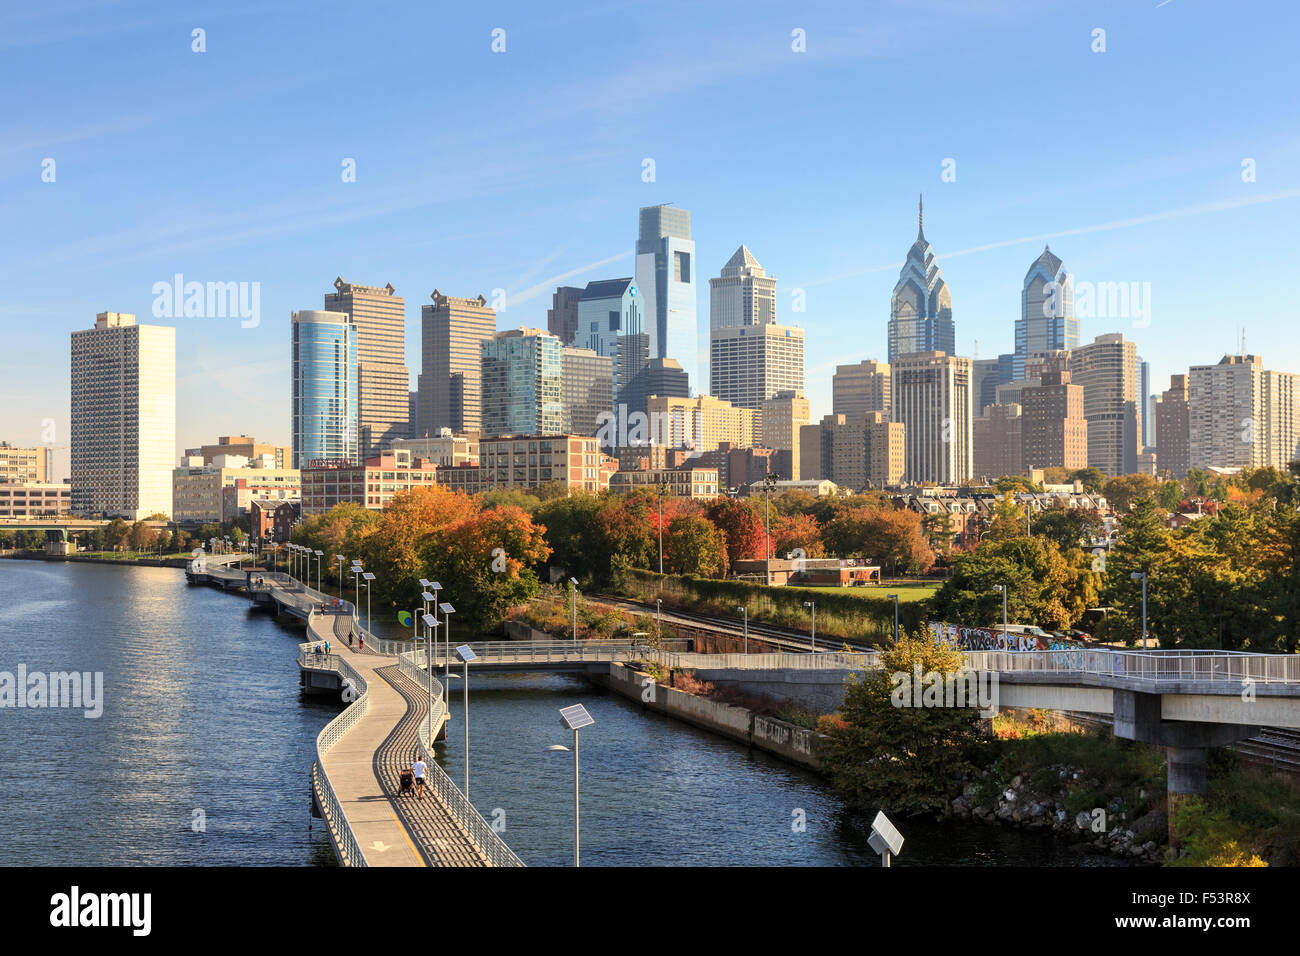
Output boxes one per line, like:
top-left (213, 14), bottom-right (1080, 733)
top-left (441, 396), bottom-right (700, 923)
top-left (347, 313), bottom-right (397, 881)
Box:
top-left (1014, 246), bottom-right (1077, 381)
top-left (888, 196), bottom-right (955, 361)
top-left (709, 245), bottom-right (776, 329)
top-left (1068, 333), bottom-right (1140, 477)
top-left (891, 351), bottom-right (973, 484)
top-left (832, 359), bottom-right (892, 419)
top-left (1020, 371), bottom-right (1088, 471)
top-left (577, 278), bottom-right (647, 419)
top-left (760, 390), bottom-right (811, 480)
top-left (561, 346), bottom-right (615, 437)
top-left (291, 310), bottom-right (358, 469)
top-left (70, 312), bottom-right (176, 518)
top-left (546, 286), bottom-right (583, 346)
top-left (480, 328), bottom-right (563, 437)
top-left (972, 358), bottom-right (1001, 418)
top-left (635, 204), bottom-right (698, 391)
top-left (1156, 374), bottom-right (1190, 478)
top-left (416, 290), bottom-right (496, 437)
top-left (1188, 355), bottom-right (1271, 471)
top-left (324, 278), bottom-right (408, 458)
top-left (1139, 358), bottom-right (1151, 449)
top-left (709, 323), bottom-right (805, 410)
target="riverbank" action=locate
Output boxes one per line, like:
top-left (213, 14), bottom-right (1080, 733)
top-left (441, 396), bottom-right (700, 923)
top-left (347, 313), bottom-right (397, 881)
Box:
top-left (0, 550), bottom-right (194, 568)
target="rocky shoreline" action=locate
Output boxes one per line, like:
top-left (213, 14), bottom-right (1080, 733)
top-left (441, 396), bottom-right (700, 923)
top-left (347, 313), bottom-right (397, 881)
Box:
top-left (950, 764), bottom-right (1166, 865)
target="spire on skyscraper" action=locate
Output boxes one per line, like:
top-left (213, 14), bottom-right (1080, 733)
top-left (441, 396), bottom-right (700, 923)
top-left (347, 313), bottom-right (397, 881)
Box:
top-left (918, 193), bottom-right (924, 241)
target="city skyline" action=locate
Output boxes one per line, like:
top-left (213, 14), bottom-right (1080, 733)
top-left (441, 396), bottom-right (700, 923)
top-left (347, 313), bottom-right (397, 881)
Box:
top-left (3, 1), bottom-right (1299, 480)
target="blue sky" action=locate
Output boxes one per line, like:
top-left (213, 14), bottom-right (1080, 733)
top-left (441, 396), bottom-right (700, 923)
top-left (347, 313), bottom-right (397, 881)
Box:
top-left (3, 0), bottom-right (1298, 479)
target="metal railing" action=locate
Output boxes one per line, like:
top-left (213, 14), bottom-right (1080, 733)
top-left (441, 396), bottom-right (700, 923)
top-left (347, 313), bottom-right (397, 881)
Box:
top-left (415, 639), bottom-right (690, 668)
top-left (964, 648), bottom-right (1300, 685)
top-left (302, 622), bottom-right (371, 868)
top-left (398, 650), bottom-right (525, 867)
top-left (642, 648), bottom-right (880, 672)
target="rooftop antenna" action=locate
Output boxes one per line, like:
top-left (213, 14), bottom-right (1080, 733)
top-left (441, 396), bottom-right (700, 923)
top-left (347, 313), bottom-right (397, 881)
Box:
top-left (973, 338), bottom-right (980, 361)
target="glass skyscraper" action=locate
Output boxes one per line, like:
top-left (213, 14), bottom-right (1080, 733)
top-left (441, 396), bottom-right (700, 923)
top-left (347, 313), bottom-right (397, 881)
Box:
top-left (480, 328), bottom-right (563, 437)
top-left (888, 196), bottom-right (955, 361)
top-left (578, 277), bottom-right (648, 418)
top-left (292, 310), bottom-right (358, 468)
top-left (635, 204), bottom-right (698, 394)
top-left (1015, 245), bottom-right (1078, 381)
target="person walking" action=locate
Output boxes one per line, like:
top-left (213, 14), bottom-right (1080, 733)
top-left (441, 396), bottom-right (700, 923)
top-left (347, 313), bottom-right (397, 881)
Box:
top-left (410, 753), bottom-right (427, 800)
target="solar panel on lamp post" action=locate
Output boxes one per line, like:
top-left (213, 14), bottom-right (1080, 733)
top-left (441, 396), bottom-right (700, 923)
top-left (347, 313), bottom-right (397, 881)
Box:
top-left (440, 603), bottom-right (455, 694)
top-left (454, 644), bottom-right (477, 798)
top-left (553, 703), bottom-right (595, 867)
top-left (314, 550), bottom-right (323, 593)
top-left (362, 571), bottom-right (375, 633)
top-left (421, 613), bottom-right (439, 743)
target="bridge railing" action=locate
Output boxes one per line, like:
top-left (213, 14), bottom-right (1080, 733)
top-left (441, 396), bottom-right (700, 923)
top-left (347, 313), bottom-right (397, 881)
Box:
top-left (641, 648), bottom-right (879, 671)
top-left (965, 647), bottom-right (1300, 684)
top-left (417, 639), bottom-right (687, 668)
top-left (302, 624), bottom-right (371, 868)
top-left (398, 650), bottom-right (525, 867)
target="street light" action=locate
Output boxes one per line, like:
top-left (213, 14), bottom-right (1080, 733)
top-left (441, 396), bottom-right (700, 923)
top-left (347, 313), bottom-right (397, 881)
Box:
top-left (421, 613), bottom-right (439, 743)
top-left (440, 602), bottom-right (455, 693)
top-left (334, 555), bottom-right (345, 597)
top-left (314, 549), bottom-right (323, 593)
top-left (762, 472), bottom-right (779, 586)
top-left (803, 600), bottom-right (816, 652)
top-left (350, 561), bottom-right (363, 619)
top-left (656, 598), bottom-right (662, 646)
top-left (888, 593), bottom-right (900, 643)
top-left (1130, 571), bottom-right (1148, 650)
top-left (657, 480), bottom-right (670, 577)
top-left (992, 584), bottom-right (1008, 639)
top-left (454, 644), bottom-right (477, 799)
top-left (552, 703), bottom-right (595, 867)
top-left (362, 571), bottom-right (375, 632)
top-left (737, 606), bottom-right (748, 655)
top-left (569, 577), bottom-right (579, 641)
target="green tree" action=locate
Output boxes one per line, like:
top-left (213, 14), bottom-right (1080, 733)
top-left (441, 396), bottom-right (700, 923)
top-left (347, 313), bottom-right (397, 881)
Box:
top-left (1031, 502), bottom-right (1103, 551)
top-left (664, 514), bottom-right (725, 577)
top-left (1069, 467), bottom-right (1107, 493)
top-left (104, 518), bottom-right (130, 551)
top-left (820, 631), bottom-right (989, 815)
top-left (985, 492), bottom-right (1028, 542)
top-left (1103, 473), bottom-right (1160, 514)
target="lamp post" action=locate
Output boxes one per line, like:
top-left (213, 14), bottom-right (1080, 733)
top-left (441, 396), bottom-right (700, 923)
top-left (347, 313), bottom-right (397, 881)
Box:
top-left (334, 555), bottom-right (345, 598)
top-left (421, 613), bottom-right (439, 742)
top-left (737, 606), bottom-right (748, 655)
top-left (1130, 572), bottom-right (1148, 650)
top-left (657, 480), bottom-right (670, 577)
top-left (454, 645), bottom-right (477, 798)
top-left (440, 603), bottom-right (456, 694)
top-left (569, 577), bottom-right (579, 641)
top-left (351, 562), bottom-right (362, 620)
top-left (803, 600), bottom-right (816, 652)
top-left (888, 593), bottom-right (900, 643)
top-left (762, 473), bottom-right (778, 586)
top-left (551, 703), bottom-right (595, 867)
top-left (993, 584), bottom-right (1008, 639)
top-left (314, 549), bottom-right (323, 593)
top-left (362, 572), bottom-right (375, 632)
top-left (656, 598), bottom-right (662, 646)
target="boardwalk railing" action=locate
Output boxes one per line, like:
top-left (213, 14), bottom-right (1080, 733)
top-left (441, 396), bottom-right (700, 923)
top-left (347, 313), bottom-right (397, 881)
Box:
top-left (963, 648), bottom-right (1300, 685)
top-left (302, 624), bottom-right (371, 868)
top-left (643, 648), bottom-right (879, 672)
top-left (398, 650), bottom-right (525, 867)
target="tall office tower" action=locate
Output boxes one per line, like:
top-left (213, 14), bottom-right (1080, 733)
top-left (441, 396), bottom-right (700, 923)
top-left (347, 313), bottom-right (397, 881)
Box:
top-left (546, 286), bottom-right (583, 346)
top-left (1068, 333), bottom-right (1140, 477)
top-left (760, 390), bottom-right (811, 480)
top-left (972, 358), bottom-right (1001, 417)
top-left (974, 403), bottom-right (1023, 480)
top-left (709, 323), bottom-right (805, 410)
top-left (1157, 374), bottom-right (1191, 478)
top-left (1014, 246), bottom-right (1077, 381)
top-left (888, 196), bottom-right (955, 361)
top-left (1021, 371), bottom-right (1088, 471)
top-left (709, 245), bottom-right (776, 329)
top-left (69, 312), bottom-right (176, 518)
top-left (1188, 355), bottom-right (1269, 470)
top-left (324, 278), bottom-right (409, 457)
top-left (291, 310), bottom-right (358, 469)
top-left (635, 204), bottom-right (698, 390)
top-left (832, 359), bottom-right (892, 419)
top-left (645, 357), bottom-right (690, 400)
top-left (1139, 358), bottom-right (1151, 448)
top-left (891, 351), bottom-right (972, 484)
top-left (645, 394), bottom-right (760, 453)
top-left (416, 290), bottom-right (496, 437)
top-left (561, 346), bottom-right (614, 437)
top-left (480, 328), bottom-right (563, 437)
top-left (578, 278), bottom-right (648, 418)
top-left (998, 353), bottom-right (1016, 387)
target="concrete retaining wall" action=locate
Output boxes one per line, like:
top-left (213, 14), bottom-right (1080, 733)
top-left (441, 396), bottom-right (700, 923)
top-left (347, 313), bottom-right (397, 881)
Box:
top-left (598, 662), bottom-right (829, 771)
top-left (687, 666), bottom-right (853, 714)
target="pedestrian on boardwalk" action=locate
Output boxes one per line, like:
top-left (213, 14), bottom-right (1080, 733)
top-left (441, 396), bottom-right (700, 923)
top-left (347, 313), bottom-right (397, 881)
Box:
top-left (410, 753), bottom-right (427, 799)
top-left (348, 631), bottom-right (353, 647)
top-left (359, 633), bottom-right (364, 650)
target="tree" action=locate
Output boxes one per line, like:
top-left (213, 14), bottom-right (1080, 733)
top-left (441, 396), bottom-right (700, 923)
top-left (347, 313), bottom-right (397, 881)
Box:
top-left (1103, 474), bottom-right (1160, 514)
top-left (820, 631), bottom-right (988, 815)
top-left (1158, 480), bottom-right (1183, 512)
top-left (824, 506), bottom-right (934, 575)
top-left (1068, 467), bottom-right (1107, 493)
top-left (104, 518), bottom-right (130, 551)
top-left (128, 521), bottom-right (157, 551)
top-left (705, 497), bottom-right (769, 566)
top-left (1031, 502), bottom-right (1103, 551)
top-left (992, 475), bottom-right (1041, 494)
top-left (534, 493), bottom-right (606, 582)
top-left (771, 511), bottom-right (824, 558)
top-left (430, 504), bottom-right (551, 625)
top-left (664, 514), bottom-right (725, 577)
top-left (985, 492), bottom-right (1028, 542)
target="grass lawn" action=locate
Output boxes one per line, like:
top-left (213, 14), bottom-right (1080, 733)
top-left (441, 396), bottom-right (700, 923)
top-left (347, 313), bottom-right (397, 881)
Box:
top-left (779, 581), bottom-right (940, 603)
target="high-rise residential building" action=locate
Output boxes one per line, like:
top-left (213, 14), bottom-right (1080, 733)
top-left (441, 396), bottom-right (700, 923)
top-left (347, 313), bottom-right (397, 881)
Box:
top-left (646, 394), bottom-right (760, 454)
top-left (1186, 355), bottom-right (1300, 471)
top-left (802, 412), bottom-right (904, 490)
top-left (578, 278), bottom-right (648, 418)
top-left (1156, 374), bottom-right (1190, 479)
top-left (974, 403), bottom-right (1022, 480)
top-left (291, 310), bottom-right (358, 469)
top-left (888, 196), bottom-right (954, 361)
top-left (560, 346), bottom-right (614, 438)
top-left (1020, 371), bottom-right (1088, 471)
top-left (1139, 358), bottom-right (1151, 449)
top-left (1014, 246), bottom-right (1077, 381)
top-left (0, 444), bottom-right (50, 483)
top-left (184, 435), bottom-right (291, 469)
top-left (645, 357), bottom-right (690, 401)
top-left (972, 358), bottom-right (1001, 417)
top-left (1026, 349), bottom-right (1070, 380)
top-left (760, 390), bottom-right (811, 480)
top-left (70, 312), bottom-right (175, 518)
top-left (832, 359), bottom-right (892, 419)
top-left (324, 278), bottom-right (409, 458)
top-left (416, 290), bottom-right (496, 437)
top-left (709, 245), bottom-right (776, 329)
top-left (891, 351), bottom-right (972, 484)
top-left (480, 328), bottom-right (563, 437)
top-left (635, 205), bottom-right (698, 390)
top-left (546, 286), bottom-right (583, 346)
top-left (709, 323), bottom-right (804, 410)
top-left (1068, 333), bottom-right (1140, 477)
